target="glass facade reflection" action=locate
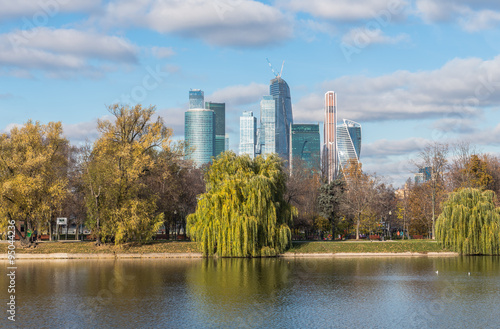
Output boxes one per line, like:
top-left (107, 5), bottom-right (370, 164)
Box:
top-left (205, 101), bottom-right (226, 158)
top-left (337, 119), bottom-right (361, 172)
top-left (239, 111), bottom-right (257, 158)
top-left (189, 89), bottom-right (204, 109)
top-left (185, 108), bottom-right (215, 167)
top-left (270, 77), bottom-right (293, 160)
top-left (290, 124), bottom-right (320, 172)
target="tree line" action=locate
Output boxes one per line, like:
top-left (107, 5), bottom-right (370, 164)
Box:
top-left (0, 105), bottom-right (205, 246)
top-left (2, 104), bottom-right (500, 254)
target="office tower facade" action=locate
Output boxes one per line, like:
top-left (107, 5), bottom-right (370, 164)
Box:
top-left (337, 119), bottom-right (362, 172)
top-left (414, 167), bottom-right (431, 184)
top-left (270, 77), bottom-right (293, 160)
top-left (323, 91), bottom-right (338, 183)
top-left (189, 89), bottom-right (204, 109)
top-left (260, 95), bottom-right (277, 156)
top-left (184, 108), bottom-right (215, 167)
top-left (290, 124), bottom-right (321, 172)
top-left (239, 111), bottom-right (257, 158)
top-left (205, 101), bottom-right (226, 157)
top-left (225, 134), bottom-right (229, 151)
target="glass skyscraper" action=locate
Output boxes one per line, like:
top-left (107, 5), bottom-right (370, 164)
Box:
top-left (270, 77), bottom-right (293, 160)
top-left (239, 111), bottom-right (257, 158)
top-left (259, 95), bottom-right (276, 156)
top-left (189, 89), bottom-right (204, 109)
top-left (337, 119), bottom-right (362, 172)
top-left (323, 91), bottom-right (338, 183)
top-left (185, 108), bottom-right (215, 167)
top-left (290, 124), bottom-right (321, 172)
top-left (205, 101), bottom-right (225, 158)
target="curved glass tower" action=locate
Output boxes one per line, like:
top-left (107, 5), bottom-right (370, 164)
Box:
top-left (185, 108), bottom-right (215, 167)
top-left (337, 119), bottom-right (362, 172)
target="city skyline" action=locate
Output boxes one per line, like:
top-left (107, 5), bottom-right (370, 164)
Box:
top-left (3, 1), bottom-right (500, 186)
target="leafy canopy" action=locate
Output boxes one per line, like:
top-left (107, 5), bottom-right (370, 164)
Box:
top-left (187, 152), bottom-right (295, 257)
top-left (436, 188), bottom-right (500, 255)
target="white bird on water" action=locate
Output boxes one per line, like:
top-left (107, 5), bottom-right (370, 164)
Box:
top-left (435, 270), bottom-right (439, 275)
top-left (468, 272), bottom-right (471, 276)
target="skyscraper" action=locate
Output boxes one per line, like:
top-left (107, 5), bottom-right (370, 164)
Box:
top-left (205, 101), bottom-right (226, 158)
top-left (290, 124), bottom-right (321, 172)
top-left (185, 108), bottom-right (215, 167)
top-left (239, 111), bottom-right (257, 158)
top-left (260, 95), bottom-right (276, 156)
top-left (323, 91), bottom-right (338, 183)
top-left (189, 89), bottom-right (204, 109)
top-left (270, 77), bottom-right (293, 160)
top-left (337, 119), bottom-right (362, 172)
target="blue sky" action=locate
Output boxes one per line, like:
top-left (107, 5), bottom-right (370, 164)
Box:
top-left (2, 0), bottom-right (500, 187)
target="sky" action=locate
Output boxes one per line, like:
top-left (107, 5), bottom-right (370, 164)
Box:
top-left (2, 0), bottom-right (500, 187)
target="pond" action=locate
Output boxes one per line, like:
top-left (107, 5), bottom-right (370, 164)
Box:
top-left (1, 256), bottom-right (500, 328)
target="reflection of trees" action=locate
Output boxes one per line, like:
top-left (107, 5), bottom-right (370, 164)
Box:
top-left (186, 258), bottom-right (291, 327)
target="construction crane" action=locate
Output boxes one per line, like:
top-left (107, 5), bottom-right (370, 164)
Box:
top-left (266, 58), bottom-right (285, 79)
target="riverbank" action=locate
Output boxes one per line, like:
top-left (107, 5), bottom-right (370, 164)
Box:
top-left (0, 240), bottom-right (456, 259)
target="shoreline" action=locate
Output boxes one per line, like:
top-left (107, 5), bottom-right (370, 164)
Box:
top-left (0, 251), bottom-right (459, 260)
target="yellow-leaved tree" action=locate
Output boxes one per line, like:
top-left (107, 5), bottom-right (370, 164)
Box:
top-left (0, 121), bottom-right (68, 246)
top-left (82, 104), bottom-right (176, 245)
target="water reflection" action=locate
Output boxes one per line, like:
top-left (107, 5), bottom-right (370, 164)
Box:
top-left (1, 257), bottom-right (499, 328)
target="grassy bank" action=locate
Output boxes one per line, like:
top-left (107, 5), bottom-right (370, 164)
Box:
top-left (288, 240), bottom-right (449, 254)
top-left (0, 240), bottom-right (449, 255)
top-left (0, 241), bottom-right (199, 254)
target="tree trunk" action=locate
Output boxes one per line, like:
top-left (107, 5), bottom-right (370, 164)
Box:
top-left (14, 225), bottom-right (32, 248)
top-left (356, 213), bottom-right (360, 240)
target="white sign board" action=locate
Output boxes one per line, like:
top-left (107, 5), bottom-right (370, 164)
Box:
top-left (57, 217), bottom-right (67, 225)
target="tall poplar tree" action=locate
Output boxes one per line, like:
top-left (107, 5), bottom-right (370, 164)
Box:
top-left (186, 152), bottom-right (295, 257)
top-left (436, 188), bottom-right (500, 255)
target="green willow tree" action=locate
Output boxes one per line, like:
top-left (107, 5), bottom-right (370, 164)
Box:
top-left (186, 152), bottom-right (295, 257)
top-left (436, 188), bottom-right (500, 255)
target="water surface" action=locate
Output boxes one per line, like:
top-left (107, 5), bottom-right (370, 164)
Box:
top-left (1, 257), bottom-right (499, 328)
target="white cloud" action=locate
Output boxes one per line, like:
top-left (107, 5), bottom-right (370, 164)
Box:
top-left (342, 28), bottom-right (409, 47)
top-left (63, 120), bottom-right (100, 143)
top-left (96, 0), bottom-right (293, 47)
top-left (293, 54), bottom-right (500, 124)
top-left (151, 46), bottom-right (175, 59)
top-left (0, 28), bottom-right (138, 77)
top-left (416, 0), bottom-right (500, 31)
top-left (280, 0), bottom-right (408, 21)
top-left (207, 83), bottom-right (268, 108)
top-left (0, 0), bottom-right (101, 19)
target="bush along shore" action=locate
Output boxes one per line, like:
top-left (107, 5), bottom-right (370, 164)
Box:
top-left (0, 240), bottom-right (454, 257)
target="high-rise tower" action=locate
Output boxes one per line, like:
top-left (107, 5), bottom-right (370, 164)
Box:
top-left (323, 91), bottom-right (338, 183)
top-left (270, 77), bottom-right (293, 161)
top-left (259, 95), bottom-right (277, 156)
top-left (337, 119), bottom-right (362, 172)
top-left (205, 101), bottom-right (225, 158)
top-left (239, 111), bottom-right (257, 159)
top-left (189, 89), bottom-right (204, 109)
top-left (184, 108), bottom-right (215, 167)
top-left (290, 124), bottom-right (321, 172)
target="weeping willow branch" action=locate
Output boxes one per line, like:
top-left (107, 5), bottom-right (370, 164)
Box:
top-left (187, 152), bottom-right (295, 257)
top-left (436, 188), bottom-right (500, 255)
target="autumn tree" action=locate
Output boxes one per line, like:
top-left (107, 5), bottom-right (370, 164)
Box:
top-left (0, 121), bottom-right (68, 246)
top-left (186, 152), bottom-right (295, 257)
top-left (286, 158), bottom-right (322, 236)
top-left (415, 142), bottom-right (449, 239)
top-left (437, 188), bottom-right (500, 255)
top-left (341, 161), bottom-right (379, 240)
top-left (82, 104), bottom-right (177, 245)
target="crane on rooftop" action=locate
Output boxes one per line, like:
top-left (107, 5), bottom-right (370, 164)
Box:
top-left (266, 58), bottom-right (285, 79)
